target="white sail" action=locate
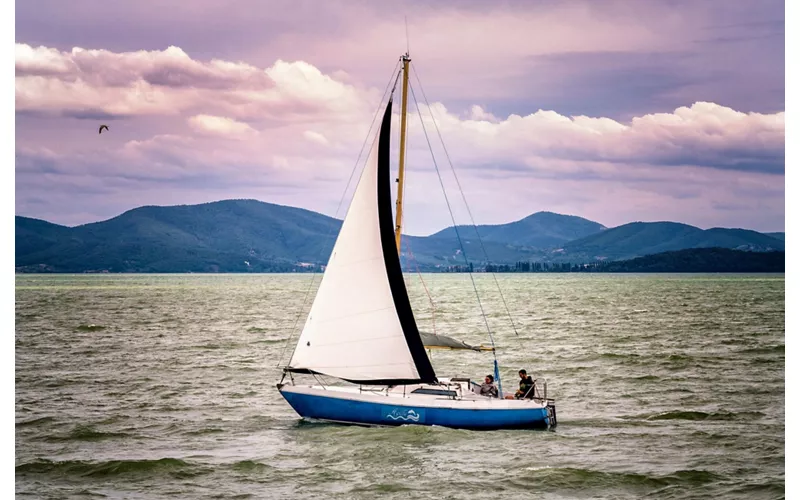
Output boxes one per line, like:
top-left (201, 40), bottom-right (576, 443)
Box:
top-left (287, 101), bottom-right (434, 384)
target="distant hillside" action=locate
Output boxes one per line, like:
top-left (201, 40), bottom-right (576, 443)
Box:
top-left (483, 248), bottom-right (784, 273)
top-left (14, 200), bottom-right (542, 272)
top-left (15, 217), bottom-right (73, 258)
top-left (430, 211), bottom-right (605, 248)
top-left (399, 235), bottom-right (537, 268)
top-left (16, 200), bottom-right (343, 272)
top-left (15, 200), bottom-right (784, 273)
top-left (601, 248), bottom-right (784, 273)
top-left (766, 232), bottom-right (785, 241)
top-left (561, 222), bottom-right (784, 261)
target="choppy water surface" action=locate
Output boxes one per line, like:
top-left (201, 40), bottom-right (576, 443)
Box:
top-left (16, 273), bottom-right (784, 499)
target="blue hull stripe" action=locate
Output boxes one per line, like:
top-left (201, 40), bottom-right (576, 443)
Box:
top-left (280, 390), bottom-right (550, 430)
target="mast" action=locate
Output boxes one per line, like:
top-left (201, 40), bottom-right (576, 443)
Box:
top-left (394, 53), bottom-right (411, 253)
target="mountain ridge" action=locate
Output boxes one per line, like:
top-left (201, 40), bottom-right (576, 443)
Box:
top-left (429, 211), bottom-right (606, 249)
top-left (561, 221), bottom-right (783, 261)
top-left (15, 199), bottom-right (784, 272)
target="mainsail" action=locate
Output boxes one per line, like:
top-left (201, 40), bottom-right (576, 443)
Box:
top-left (287, 100), bottom-right (437, 385)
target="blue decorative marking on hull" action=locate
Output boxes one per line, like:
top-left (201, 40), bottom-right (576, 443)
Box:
top-left (383, 407), bottom-right (426, 423)
top-left (280, 390), bottom-right (550, 430)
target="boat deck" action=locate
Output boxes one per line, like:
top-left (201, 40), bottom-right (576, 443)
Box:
top-left (281, 377), bottom-right (555, 411)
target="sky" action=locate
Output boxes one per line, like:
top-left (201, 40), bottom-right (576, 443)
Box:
top-left (14, 0), bottom-right (785, 235)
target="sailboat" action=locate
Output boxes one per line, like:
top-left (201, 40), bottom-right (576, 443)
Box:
top-left (277, 53), bottom-right (557, 430)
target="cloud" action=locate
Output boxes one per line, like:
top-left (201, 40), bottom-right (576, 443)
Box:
top-left (188, 114), bottom-right (256, 138)
top-left (15, 44), bottom-right (74, 76)
top-left (303, 130), bottom-right (329, 146)
top-left (14, 43), bottom-right (375, 122)
top-left (14, 39), bottom-right (784, 232)
top-left (16, 43), bottom-right (784, 174)
top-left (467, 105), bottom-right (499, 123)
top-left (15, 143), bottom-right (784, 234)
top-left (14, 0), bottom-right (784, 121)
top-left (15, 44), bottom-right (270, 88)
top-left (406, 101), bottom-right (784, 174)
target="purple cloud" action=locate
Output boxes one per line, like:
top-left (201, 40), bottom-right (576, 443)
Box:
top-left (14, 0), bottom-right (784, 233)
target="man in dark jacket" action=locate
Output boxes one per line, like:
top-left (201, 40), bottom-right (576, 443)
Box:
top-left (515, 369), bottom-right (535, 399)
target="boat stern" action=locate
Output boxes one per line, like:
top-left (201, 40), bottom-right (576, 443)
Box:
top-left (545, 399), bottom-right (557, 428)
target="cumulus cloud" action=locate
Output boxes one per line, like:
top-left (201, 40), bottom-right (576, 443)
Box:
top-left (467, 106), bottom-right (499, 123)
top-left (15, 42), bottom-right (784, 176)
top-left (16, 143), bottom-right (784, 233)
top-left (14, 43), bottom-right (375, 122)
top-left (15, 44), bottom-right (74, 76)
top-left (408, 101), bottom-right (784, 174)
top-left (303, 130), bottom-right (329, 146)
top-left (14, 0), bottom-right (785, 122)
top-left (14, 42), bottom-right (784, 231)
top-left (15, 44), bottom-right (269, 88)
top-left (188, 114), bottom-right (256, 138)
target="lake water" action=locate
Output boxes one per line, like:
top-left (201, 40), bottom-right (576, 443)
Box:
top-left (15, 273), bottom-right (785, 499)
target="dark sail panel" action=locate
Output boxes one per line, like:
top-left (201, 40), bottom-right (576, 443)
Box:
top-left (376, 99), bottom-right (438, 384)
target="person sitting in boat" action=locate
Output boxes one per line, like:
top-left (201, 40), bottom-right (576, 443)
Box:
top-left (514, 369), bottom-right (535, 399)
top-left (479, 374), bottom-right (498, 397)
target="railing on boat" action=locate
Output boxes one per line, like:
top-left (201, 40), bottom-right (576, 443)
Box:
top-left (529, 378), bottom-right (555, 404)
top-left (359, 377), bottom-right (556, 411)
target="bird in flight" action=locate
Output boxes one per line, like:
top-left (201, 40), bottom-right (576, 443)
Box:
top-left (99, 124), bottom-right (109, 134)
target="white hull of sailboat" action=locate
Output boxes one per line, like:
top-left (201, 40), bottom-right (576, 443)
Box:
top-left (278, 383), bottom-right (556, 430)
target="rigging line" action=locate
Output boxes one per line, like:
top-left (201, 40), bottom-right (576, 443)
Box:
top-left (408, 82), bottom-right (498, 356)
top-left (312, 373), bottom-right (327, 390)
top-left (411, 65), bottom-right (521, 338)
top-left (276, 59), bottom-right (403, 369)
top-left (403, 237), bottom-right (436, 334)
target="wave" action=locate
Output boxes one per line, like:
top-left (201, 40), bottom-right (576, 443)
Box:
top-left (43, 378), bottom-right (85, 388)
top-left (228, 391), bottom-right (258, 399)
top-left (73, 489), bottom-right (107, 498)
top-left (192, 343), bottom-right (242, 350)
top-left (636, 410), bottom-right (766, 421)
top-left (599, 352), bottom-right (640, 359)
top-left (749, 357), bottom-right (782, 365)
top-left (42, 425), bottom-right (133, 442)
top-left (721, 480), bottom-right (785, 497)
top-left (742, 344), bottom-right (784, 355)
top-left (16, 458), bottom-right (208, 478)
top-left (348, 483), bottom-right (413, 494)
top-left (667, 354), bottom-right (691, 361)
top-left (75, 324), bottom-right (106, 332)
top-left (511, 467), bottom-right (721, 489)
top-left (16, 416), bottom-right (55, 427)
top-left (183, 427), bottom-right (225, 436)
top-left (231, 460), bottom-right (271, 472)
top-left (252, 338), bottom-right (286, 345)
